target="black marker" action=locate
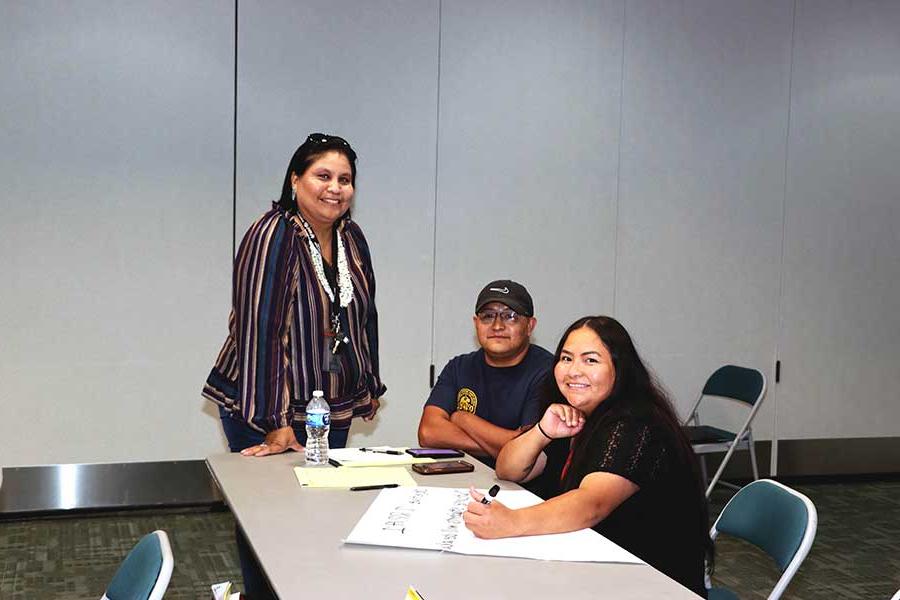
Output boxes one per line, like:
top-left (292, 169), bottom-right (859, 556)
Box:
top-left (480, 484), bottom-right (501, 505)
top-left (350, 483), bottom-right (400, 491)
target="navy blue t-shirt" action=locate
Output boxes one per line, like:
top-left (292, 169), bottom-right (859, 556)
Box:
top-left (425, 345), bottom-right (553, 465)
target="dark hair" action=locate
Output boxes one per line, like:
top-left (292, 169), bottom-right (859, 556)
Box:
top-left (276, 133), bottom-right (358, 214)
top-left (544, 315), bottom-right (713, 569)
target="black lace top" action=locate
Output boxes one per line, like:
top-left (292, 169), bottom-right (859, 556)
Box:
top-left (533, 415), bottom-right (708, 598)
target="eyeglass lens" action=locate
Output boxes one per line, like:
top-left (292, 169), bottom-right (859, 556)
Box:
top-left (477, 310), bottom-right (520, 324)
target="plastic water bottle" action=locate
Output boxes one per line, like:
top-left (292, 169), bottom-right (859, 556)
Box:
top-left (305, 390), bottom-right (330, 464)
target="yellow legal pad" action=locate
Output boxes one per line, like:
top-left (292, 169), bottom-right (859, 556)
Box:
top-left (405, 585), bottom-right (427, 600)
top-left (293, 466), bottom-right (417, 488)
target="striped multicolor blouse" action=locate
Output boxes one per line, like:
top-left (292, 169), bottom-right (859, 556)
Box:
top-left (203, 204), bottom-right (386, 432)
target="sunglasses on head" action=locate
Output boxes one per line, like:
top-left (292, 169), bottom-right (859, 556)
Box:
top-left (306, 133), bottom-right (351, 148)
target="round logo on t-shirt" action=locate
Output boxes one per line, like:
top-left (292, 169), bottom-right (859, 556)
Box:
top-left (456, 387), bottom-right (478, 413)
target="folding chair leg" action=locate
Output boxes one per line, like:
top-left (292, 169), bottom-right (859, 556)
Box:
top-left (748, 430), bottom-right (759, 481)
top-left (706, 441), bottom-right (740, 498)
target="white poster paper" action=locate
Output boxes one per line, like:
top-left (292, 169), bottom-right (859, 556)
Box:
top-left (328, 447), bottom-right (433, 467)
top-left (344, 486), bottom-right (643, 564)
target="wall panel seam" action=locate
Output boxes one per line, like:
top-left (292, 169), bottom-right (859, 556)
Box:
top-left (429, 0), bottom-right (443, 368)
top-left (612, 0), bottom-right (627, 315)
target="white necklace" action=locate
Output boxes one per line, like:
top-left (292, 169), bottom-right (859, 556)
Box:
top-left (295, 214), bottom-right (354, 308)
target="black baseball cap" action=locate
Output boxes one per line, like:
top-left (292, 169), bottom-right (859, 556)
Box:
top-left (475, 280), bottom-right (534, 317)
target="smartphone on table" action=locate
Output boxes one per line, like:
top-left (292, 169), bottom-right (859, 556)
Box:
top-left (405, 448), bottom-right (464, 459)
top-left (412, 460), bottom-right (475, 475)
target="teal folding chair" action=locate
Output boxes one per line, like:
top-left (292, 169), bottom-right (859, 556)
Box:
top-left (684, 365), bottom-right (766, 497)
top-left (709, 479), bottom-right (817, 600)
top-left (101, 530), bottom-right (173, 600)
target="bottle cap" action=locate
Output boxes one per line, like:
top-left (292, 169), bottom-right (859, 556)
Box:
top-left (312, 390), bottom-right (324, 398)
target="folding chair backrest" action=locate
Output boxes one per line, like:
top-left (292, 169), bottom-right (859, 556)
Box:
top-left (702, 365), bottom-right (765, 406)
top-left (103, 530), bottom-right (173, 600)
top-left (714, 480), bottom-right (815, 572)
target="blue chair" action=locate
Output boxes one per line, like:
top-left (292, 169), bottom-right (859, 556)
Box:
top-left (709, 479), bottom-right (817, 600)
top-left (102, 530), bottom-right (173, 600)
top-left (684, 365), bottom-right (766, 497)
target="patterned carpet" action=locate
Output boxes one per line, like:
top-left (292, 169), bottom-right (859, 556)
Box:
top-left (0, 507), bottom-right (241, 599)
top-left (1, 480), bottom-right (898, 599)
top-left (708, 480), bottom-right (900, 599)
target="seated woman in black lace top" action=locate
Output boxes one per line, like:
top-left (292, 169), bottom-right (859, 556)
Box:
top-left (463, 316), bottom-right (711, 598)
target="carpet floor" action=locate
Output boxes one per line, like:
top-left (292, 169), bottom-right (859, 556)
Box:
top-left (1, 479), bottom-right (897, 599)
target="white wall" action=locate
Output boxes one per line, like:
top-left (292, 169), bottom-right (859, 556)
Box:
top-left (616, 0), bottom-right (792, 435)
top-left (0, 1), bottom-right (234, 466)
top-left (777, 0), bottom-right (900, 439)
top-left (2, 0), bottom-right (898, 468)
top-left (433, 0), bottom-right (623, 365)
top-left (234, 0), bottom-right (440, 448)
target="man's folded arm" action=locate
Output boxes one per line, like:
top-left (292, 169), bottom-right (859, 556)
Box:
top-left (417, 406), bottom-right (489, 456)
top-left (450, 411), bottom-right (522, 458)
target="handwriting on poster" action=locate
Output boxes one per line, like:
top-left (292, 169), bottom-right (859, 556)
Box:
top-left (346, 486), bottom-right (644, 564)
top-left (382, 487), bottom-right (428, 534)
top-left (378, 487), bottom-right (469, 548)
top-left (439, 489), bottom-right (469, 550)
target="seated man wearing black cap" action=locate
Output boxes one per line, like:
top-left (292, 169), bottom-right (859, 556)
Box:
top-left (417, 280), bottom-right (553, 468)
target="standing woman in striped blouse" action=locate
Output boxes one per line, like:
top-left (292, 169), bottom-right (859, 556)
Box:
top-left (203, 133), bottom-right (386, 457)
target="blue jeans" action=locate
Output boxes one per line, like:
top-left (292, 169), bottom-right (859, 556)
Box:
top-left (219, 406), bottom-right (349, 451)
top-left (219, 407), bottom-right (350, 599)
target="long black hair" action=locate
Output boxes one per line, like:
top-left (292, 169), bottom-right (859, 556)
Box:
top-left (544, 315), bottom-right (713, 569)
top-left (276, 133), bottom-right (358, 214)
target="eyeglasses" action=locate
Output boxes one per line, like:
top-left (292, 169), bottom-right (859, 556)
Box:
top-left (476, 309), bottom-right (523, 324)
top-left (306, 133), bottom-right (351, 148)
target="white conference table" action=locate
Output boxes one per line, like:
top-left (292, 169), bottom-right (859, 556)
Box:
top-left (206, 451), bottom-right (702, 600)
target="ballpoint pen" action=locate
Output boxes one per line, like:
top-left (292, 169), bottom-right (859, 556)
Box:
top-left (350, 483), bottom-right (400, 491)
top-left (359, 448), bottom-right (404, 455)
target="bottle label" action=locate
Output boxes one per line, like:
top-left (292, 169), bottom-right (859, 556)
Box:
top-left (306, 411), bottom-right (330, 428)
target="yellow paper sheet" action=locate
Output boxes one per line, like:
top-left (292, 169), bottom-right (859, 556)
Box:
top-left (405, 585), bottom-right (426, 600)
top-left (293, 466), bottom-right (417, 488)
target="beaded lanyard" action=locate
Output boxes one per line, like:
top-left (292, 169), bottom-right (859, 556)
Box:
top-left (295, 214), bottom-right (355, 356)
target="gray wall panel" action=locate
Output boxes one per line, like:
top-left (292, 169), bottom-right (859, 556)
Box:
top-left (4, 0), bottom-right (898, 471)
top-left (0, 1), bottom-right (234, 466)
top-left (778, 0), bottom-right (900, 439)
top-left (234, 0), bottom-right (439, 446)
top-left (433, 0), bottom-right (624, 367)
top-left (616, 0), bottom-right (793, 436)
